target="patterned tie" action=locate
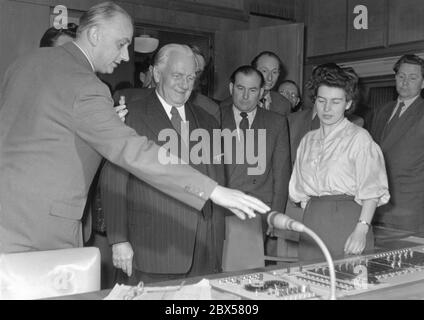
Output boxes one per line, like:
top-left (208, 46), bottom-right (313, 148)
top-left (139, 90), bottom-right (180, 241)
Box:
top-left (239, 112), bottom-right (249, 133)
top-left (383, 101), bottom-right (405, 139)
top-left (170, 106), bottom-right (183, 135)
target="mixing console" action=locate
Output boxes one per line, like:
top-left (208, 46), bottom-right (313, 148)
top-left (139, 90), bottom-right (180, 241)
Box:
top-left (210, 242), bottom-right (424, 300)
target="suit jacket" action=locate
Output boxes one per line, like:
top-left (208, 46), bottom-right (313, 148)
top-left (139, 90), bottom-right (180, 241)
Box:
top-left (113, 87), bottom-right (152, 105)
top-left (0, 42), bottom-right (216, 253)
top-left (114, 89), bottom-right (221, 126)
top-left (220, 91), bottom-right (292, 117)
top-left (100, 90), bottom-right (226, 274)
top-left (220, 104), bottom-right (291, 271)
top-left (370, 97), bottom-right (424, 231)
top-left (288, 108), bottom-right (315, 165)
top-left (221, 105), bottom-right (291, 211)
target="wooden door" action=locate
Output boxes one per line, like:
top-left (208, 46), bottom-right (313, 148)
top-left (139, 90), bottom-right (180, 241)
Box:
top-left (214, 23), bottom-right (304, 101)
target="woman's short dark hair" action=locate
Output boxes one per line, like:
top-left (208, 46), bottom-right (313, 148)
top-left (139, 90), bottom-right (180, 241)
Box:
top-left (39, 23), bottom-right (78, 47)
top-left (306, 63), bottom-right (359, 114)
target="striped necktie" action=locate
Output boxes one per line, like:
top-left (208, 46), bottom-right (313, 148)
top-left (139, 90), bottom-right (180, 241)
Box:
top-left (170, 106), bottom-right (183, 135)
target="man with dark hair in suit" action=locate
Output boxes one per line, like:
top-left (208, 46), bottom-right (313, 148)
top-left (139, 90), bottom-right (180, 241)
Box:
top-left (100, 44), bottom-right (228, 284)
top-left (220, 51), bottom-right (292, 117)
top-left (0, 2), bottom-right (269, 254)
top-left (220, 65), bottom-right (291, 271)
top-left (370, 54), bottom-right (424, 232)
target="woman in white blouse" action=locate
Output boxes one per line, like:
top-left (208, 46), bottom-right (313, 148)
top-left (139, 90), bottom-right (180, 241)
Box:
top-left (285, 64), bottom-right (390, 261)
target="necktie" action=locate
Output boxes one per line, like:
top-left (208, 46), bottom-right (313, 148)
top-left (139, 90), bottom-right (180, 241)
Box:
top-left (239, 112), bottom-right (249, 134)
top-left (383, 101), bottom-right (404, 139)
top-left (170, 106), bottom-right (183, 135)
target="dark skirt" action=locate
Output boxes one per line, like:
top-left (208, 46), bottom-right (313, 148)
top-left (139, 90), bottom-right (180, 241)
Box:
top-left (298, 195), bottom-right (374, 262)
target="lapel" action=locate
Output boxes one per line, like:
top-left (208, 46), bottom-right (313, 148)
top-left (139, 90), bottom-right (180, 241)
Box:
top-left (221, 105), bottom-right (239, 180)
top-left (141, 91), bottom-right (174, 144)
top-left (375, 101), bottom-right (396, 145)
top-left (381, 97), bottom-right (424, 150)
top-left (62, 42), bottom-right (95, 72)
top-left (185, 103), bottom-right (209, 176)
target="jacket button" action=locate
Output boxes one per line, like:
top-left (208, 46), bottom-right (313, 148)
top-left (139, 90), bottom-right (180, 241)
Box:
top-left (253, 179), bottom-right (257, 184)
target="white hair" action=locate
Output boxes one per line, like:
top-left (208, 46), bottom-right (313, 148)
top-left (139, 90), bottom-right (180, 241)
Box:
top-left (154, 44), bottom-right (197, 71)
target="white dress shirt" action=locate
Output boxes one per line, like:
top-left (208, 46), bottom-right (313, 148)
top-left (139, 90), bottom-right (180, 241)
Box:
top-left (156, 91), bottom-right (187, 122)
top-left (389, 95), bottom-right (420, 121)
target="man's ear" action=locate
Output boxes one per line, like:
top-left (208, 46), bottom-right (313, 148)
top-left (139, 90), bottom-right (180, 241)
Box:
top-left (346, 100), bottom-right (353, 110)
top-left (152, 66), bottom-right (161, 84)
top-left (87, 25), bottom-right (100, 46)
top-left (229, 82), bottom-right (234, 96)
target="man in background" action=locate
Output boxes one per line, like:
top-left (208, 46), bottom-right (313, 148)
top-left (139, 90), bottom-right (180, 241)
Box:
top-left (221, 51), bottom-right (292, 117)
top-left (370, 54), bottom-right (424, 232)
top-left (189, 44), bottom-right (221, 125)
top-left (278, 79), bottom-right (302, 112)
top-left (220, 65), bottom-right (291, 271)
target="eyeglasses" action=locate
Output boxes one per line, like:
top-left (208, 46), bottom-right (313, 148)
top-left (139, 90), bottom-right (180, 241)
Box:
top-left (279, 89), bottom-right (299, 100)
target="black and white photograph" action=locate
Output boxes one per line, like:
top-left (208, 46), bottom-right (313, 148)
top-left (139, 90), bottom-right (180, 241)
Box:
top-left (1, 0), bottom-right (424, 307)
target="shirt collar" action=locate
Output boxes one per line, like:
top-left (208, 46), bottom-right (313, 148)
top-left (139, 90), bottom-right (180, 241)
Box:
top-left (313, 117), bottom-right (350, 141)
top-left (398, 94), bottom-right (419, 108)
top-left (156, 90), bottom-right (186, 121)
top-left (232, 105), bottom-right (257, 127)
top-left (72, 42), bottom-right (95, 72)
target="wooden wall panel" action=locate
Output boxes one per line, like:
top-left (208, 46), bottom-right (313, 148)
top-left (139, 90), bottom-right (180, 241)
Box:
top-left (0, 0), bottom-right (50, 84)
top-left (214, 23), bottom-right (304, 100)
top-left (347, 0), bottom-right (386, 51)
top-left (388, 0), bottom-right (424, 45)
top-left (306, 0), bottom-right (347, 57)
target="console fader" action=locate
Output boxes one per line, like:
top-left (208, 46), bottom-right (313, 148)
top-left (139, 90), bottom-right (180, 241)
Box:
top-left (210, 243), bottom-right (424, 300)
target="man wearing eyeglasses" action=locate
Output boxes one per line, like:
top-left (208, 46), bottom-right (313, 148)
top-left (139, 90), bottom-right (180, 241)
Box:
top-left (278, 80), bottom-right (301, 112)
top-left (370, 54), bottom-right (424, 232)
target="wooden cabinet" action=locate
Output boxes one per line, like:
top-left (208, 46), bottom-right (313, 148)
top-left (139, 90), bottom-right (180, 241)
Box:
top-left (347, 0), bottom-right (386, 51)
top-left (388, 0), bottom-right (424, 45)
top-left (306, 0), bottom-right (347, 56)
top-left (307, 0), bottom-right (387, 57)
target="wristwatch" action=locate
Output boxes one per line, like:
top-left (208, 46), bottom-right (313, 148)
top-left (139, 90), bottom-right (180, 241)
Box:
top-left (358, 219), bottom-right (371, 227)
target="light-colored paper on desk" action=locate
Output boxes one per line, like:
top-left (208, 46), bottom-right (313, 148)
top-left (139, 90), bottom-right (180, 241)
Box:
top-left (104, 279), bottom-right (212, 300)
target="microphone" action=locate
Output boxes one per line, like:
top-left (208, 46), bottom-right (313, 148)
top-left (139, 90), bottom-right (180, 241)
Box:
top-left (267, 210), bottom-right (337, 300)
top-left (267, 211), bottom-right (305, 233)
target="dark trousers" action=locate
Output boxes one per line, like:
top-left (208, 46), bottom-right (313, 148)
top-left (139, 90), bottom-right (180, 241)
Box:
top-left (116, 216), bottom-right (219, 286)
